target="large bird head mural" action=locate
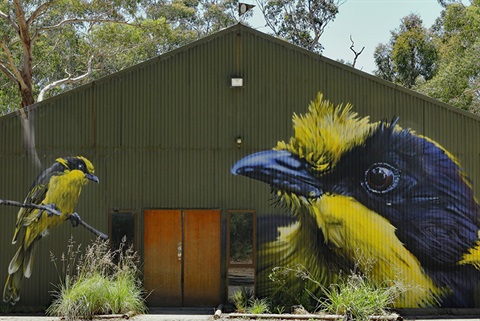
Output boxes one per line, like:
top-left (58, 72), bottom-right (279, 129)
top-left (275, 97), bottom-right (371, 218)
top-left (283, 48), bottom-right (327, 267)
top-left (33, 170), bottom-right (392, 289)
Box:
top-left (231, 92), bottom-right (480, 308)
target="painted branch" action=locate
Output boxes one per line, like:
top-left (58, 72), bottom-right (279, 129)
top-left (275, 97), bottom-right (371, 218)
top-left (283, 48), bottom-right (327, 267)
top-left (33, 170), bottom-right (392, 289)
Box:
top-left (0, 198), bottom-right (61, 215)
top-left (0, 198), bottom-right (108, 240)
top-left (75, 216), bottom-right (109, 240)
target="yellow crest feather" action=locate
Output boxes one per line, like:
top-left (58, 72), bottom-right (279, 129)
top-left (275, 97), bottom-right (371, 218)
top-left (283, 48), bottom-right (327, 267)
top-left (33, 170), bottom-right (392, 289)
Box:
top-left (55, 157), bottom-right (69, 168)
top-left (276, 92), bottom-right (374, 172)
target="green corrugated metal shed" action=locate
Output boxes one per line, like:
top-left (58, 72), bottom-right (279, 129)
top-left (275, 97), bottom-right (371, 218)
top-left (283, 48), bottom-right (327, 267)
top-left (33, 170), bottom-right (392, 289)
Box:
top-left (1, 23), bottom-right (480, 308)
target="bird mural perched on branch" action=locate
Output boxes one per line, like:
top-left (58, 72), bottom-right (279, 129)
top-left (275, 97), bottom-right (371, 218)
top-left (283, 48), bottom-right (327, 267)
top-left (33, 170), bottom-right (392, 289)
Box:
top-left (231, 92), bottom-right (480, 308)
top-left (3, 156), bottom-right (99, 304)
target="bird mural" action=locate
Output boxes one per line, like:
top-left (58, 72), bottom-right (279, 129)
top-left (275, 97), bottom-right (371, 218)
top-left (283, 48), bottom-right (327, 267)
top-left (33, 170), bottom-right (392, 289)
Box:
top-left (3, 156), bottom-right (99, 304)
top-left (231, 92), bottom-right (480, 308)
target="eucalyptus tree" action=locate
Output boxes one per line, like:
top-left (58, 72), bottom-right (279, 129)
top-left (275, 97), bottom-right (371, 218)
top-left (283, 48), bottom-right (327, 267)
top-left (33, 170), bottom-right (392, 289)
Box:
top-left (417, 0), bottom-right (480, 113)
top-left (0, 0), bottom-right (149, 109)
top-left (0, 0), bottom-right (244, 113)
top-left (373, 13), bottom-right (438, 89)
top-left (256, 0), bottom-right (343, 53)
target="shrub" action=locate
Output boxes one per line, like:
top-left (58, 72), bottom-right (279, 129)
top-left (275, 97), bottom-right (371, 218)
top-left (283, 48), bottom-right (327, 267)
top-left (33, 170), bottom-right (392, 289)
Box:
top-left (247, 297), bottom-right (270, 314)
top-left (317, 272), bottom-right (402, 321)
top-left (231, 287), bottom-right (254, 313)
top-left (47, 236), bottom-right (147, 320)
top-left (269, 259), bottom-right (406, 320)
top-left (268, 264), bottom-right (319, 311)
top-left (231, 287), bottom-right (271, 314)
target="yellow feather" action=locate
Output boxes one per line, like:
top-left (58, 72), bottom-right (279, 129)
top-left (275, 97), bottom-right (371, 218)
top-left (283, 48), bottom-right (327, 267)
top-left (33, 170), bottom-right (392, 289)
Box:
top-left (263, 92), bottom-right (448, 308)
top-left (276, 92), bottom-right (374, 173)
top-left (4, 156), bottom-right (96, 304)
top-left (312, 195), bottom-right (445, 308)
top-left (459, 241), bottom-right (480, 268)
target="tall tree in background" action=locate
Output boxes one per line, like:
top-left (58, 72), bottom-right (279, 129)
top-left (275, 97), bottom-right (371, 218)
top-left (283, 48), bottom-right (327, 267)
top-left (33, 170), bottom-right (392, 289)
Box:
top-left (256, 0), bottom-right (342, 53)
top-left (1, 0), bottom-right (143, 109)
top-left (147, 0), bottom-right (240, 39)
top-left (373, 14), bottom-right (437, 89)
top-left (417, 0), bottom-right (480, 113)
top-left (374, 1), bottom-right (480, 113)
top-left (0, 0), bottom-right (243, 113)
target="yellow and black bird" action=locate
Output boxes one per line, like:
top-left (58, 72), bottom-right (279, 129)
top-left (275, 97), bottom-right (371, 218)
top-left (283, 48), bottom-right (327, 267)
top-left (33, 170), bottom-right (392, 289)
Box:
top-left (231, 92), bottom-right (480, 308)
top-left (3, 156), bottom-right (99, 304)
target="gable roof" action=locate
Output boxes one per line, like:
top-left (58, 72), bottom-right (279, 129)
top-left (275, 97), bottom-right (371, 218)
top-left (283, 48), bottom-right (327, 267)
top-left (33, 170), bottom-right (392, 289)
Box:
top-left (5, 23), bottom-right (478, 123)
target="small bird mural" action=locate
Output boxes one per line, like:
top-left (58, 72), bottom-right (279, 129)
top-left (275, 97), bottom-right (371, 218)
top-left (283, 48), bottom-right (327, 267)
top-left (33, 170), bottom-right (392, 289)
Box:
top-left (3, 156), bottom-right (99, 304)
top-left (231, 92), bottom-right (480, 308)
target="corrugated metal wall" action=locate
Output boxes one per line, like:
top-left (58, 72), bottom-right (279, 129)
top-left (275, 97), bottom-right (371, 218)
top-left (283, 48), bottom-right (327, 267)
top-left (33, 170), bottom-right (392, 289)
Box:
top-left (1, 23), bottom-right (480, 308)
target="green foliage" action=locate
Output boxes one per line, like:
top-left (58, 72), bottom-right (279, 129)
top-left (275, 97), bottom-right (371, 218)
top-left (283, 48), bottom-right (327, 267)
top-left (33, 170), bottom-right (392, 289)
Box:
top-left (416, 1), bottom-right (480, 113)
top-left (268, 262), bottom-right (405, 319)
top-left (274, 305), bottom-right (285, 314)
top-left (257, 0), bottom-right (342, 53)
top-left (316, 273), bottom-right (403, 321)
top-left (47, 236), bottom-right (146, 320)
top-left (375, 2), bottom-right (480, 113)
top-left (147, 0), bottom-right (240, 36)
top-left (0, 74), bottom-right (20, 114)
top-left (268, 265), bottom-right (318, 311)
top-left (0, 0), bottom-right (241, 111)
top-left (247, 297), bottom-right (271, 314)
top-left (231, 287), bottom-right (271, 314)
top-left (374, 13), bottom-right (438, 88)
top-left (229, 213), bottom-right (254, 262)
top-left (231, 286), bottom-right (254, 313)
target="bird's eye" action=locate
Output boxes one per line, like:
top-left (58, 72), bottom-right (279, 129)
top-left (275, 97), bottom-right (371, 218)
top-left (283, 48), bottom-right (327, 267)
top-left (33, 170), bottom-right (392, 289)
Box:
top-left (364, 163), bottom-right (399, 194)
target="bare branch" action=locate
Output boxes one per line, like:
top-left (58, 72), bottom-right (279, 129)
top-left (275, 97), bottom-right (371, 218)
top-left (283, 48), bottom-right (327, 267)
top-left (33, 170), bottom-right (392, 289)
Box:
top-left (0, 41), bottom-right (27, 90)
top-left (255, 0), bottom-right (278, 34)
top-left (0, 9), bottom-right (19, 32)
top-left (33, 17), bottom-right (141, 43)
top-left (0, 60), bottom-right (18, 83)
top-left (12, 0), bottom-right (28, 39)
top-left (27, 0), bottom-right (56, 25)
top-left (0, 10), bottom-right (7, 20)
top-left (349, 35), bottom-right (365, 68)
top-left (40, 17), bottom-right (140, 32)
top-left (38, 56), bottom-right (94, 101)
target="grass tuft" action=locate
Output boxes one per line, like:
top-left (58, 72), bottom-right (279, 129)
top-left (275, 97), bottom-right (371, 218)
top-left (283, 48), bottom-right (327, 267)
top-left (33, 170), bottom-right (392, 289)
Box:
top-left (47, 236), bottom-right (147, 320)
top-left (231, 287), bottom-right (271, 314)
top-left (316, 272), bottom-right (401, 321)
top-left (268, 255), bottom-right (406, 320)
top-left (247, 297), bottom-right (271, 314)
top-left (231, 287), bottom-right (254, 313)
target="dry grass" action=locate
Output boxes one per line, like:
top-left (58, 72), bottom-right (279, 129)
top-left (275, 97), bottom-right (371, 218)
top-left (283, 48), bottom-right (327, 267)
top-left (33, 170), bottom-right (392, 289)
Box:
top-left (47, 236), bottom-right (147, 320)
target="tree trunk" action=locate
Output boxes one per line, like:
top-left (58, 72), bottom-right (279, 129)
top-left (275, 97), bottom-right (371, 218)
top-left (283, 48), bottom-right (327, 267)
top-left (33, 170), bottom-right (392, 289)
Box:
top-left (20, 83), bottom-right (35, 108)
top-left (13, 0), bottom-right (35, 108)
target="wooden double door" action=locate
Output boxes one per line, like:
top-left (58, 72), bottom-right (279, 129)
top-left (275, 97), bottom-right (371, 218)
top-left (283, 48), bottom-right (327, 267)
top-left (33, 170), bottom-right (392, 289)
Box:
top-left (143, 209), bottom-right (221, 306)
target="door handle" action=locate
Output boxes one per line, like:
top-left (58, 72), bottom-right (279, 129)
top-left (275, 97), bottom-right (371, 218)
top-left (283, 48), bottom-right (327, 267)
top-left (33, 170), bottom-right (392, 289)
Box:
top-left (177, 242), bottom-right (182, 261)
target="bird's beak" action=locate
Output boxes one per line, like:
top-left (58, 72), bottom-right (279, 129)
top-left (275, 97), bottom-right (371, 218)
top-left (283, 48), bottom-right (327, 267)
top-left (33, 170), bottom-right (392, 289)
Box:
top-left (85, 173), bottom-right (99, 183)
top-left (231, 150), bottom-right (322, 198)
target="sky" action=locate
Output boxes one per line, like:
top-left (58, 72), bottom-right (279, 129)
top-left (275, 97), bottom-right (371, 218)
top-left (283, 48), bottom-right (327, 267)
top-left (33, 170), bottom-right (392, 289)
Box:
top-left (246, 0), bottom-right (444, 74)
